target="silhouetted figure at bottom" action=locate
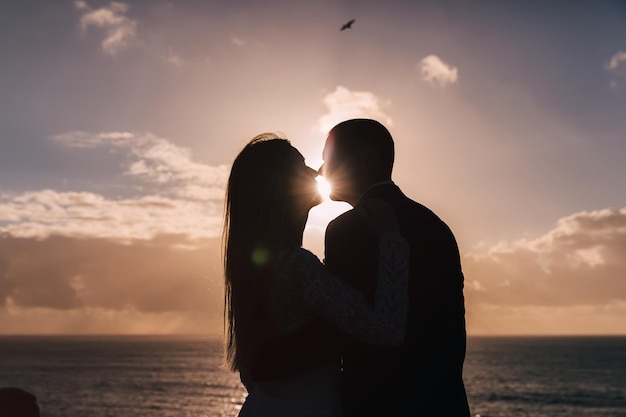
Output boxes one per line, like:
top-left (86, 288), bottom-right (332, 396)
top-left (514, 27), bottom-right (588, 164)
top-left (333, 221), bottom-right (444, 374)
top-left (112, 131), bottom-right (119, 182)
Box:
top-left (0, 387), bottom-right (40, 417)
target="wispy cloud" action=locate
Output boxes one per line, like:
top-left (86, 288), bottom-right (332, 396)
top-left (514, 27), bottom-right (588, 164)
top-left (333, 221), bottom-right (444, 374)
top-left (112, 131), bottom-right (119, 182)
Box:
top-left (464, 207), bottom-right (626, 307)
top-left (51, 131), bottom-right (229, 202)
top-left (163, 47), bottom-right (184, 67)
top-left (0, 190), bottom-right (221, 241)
top-left (0, 131), bottom-right (229, 241)
top-left (76, 1), bottom-right (138, 55)
top-left (317, 86), bottom-right (393, 133)
top-left (230, 35), bottom-right (246, 47)
top-left (74, 0), bottom-right (89, 10)
top-left (420, 54), bottom-right (459, 87)
top-left (606, 50), bottom-right (626, 88)
top-left (607, 50), bottom-right (626, 71)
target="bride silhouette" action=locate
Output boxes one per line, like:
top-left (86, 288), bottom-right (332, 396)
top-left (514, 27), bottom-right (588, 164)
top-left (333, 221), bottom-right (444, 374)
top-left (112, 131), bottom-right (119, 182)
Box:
top-left (223, 133), bottom-right (409, 416)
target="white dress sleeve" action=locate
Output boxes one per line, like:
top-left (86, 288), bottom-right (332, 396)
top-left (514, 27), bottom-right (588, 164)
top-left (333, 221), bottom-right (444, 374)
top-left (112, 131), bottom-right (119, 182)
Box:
top-left (279, 233), bottom-right (409, 347)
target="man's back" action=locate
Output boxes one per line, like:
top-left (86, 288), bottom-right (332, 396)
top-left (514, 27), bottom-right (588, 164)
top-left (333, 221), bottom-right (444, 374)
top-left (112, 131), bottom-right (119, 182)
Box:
top-left (324, 183), bottom-right (469, 417)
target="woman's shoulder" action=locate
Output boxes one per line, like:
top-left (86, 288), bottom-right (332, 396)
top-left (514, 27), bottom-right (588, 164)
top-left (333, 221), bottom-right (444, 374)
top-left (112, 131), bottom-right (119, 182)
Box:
top-left (274, 247), bottom-right (324, 288)
top-left (277, 246), bottom-right (320, 267)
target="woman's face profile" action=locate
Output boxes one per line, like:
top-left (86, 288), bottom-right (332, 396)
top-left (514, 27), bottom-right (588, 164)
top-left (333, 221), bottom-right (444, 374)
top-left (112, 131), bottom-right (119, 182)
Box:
top-left (290, 158), bottom-right (323, 212)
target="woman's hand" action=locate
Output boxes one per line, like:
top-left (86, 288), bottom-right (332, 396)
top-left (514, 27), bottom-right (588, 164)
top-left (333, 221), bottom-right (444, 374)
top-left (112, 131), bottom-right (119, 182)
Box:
top-left (354, 199), bottom-right (399, 235)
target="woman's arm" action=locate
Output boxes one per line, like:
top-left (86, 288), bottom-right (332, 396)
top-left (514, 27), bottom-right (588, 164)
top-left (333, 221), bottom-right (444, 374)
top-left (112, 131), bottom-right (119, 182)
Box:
top-left (289, 232), bottom-right (409, 347)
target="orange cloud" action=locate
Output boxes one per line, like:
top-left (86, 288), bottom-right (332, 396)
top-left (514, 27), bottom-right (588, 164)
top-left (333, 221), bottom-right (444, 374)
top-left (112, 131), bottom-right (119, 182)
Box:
top-left (0, 234), bottom-right (224, 334)
top-left (464, 207), bottom-right (626, 334)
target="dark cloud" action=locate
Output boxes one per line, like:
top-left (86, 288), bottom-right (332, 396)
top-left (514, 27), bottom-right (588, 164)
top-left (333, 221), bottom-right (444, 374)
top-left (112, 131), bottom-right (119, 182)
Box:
top-left (0, 234), bottom-right (223, 315)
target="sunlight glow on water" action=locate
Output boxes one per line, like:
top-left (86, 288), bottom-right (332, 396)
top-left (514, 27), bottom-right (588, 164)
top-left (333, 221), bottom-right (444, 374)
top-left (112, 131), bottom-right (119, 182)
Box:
top-left (1, 336), bottom-right (625, 417)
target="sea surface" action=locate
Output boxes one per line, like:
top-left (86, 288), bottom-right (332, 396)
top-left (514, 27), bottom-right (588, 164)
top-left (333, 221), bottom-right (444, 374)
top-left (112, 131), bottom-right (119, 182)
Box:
top-left (0, 335), bottom-right (625, 417)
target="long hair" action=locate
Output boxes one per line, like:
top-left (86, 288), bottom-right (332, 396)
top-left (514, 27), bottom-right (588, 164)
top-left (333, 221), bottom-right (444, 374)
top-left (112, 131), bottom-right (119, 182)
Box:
top-left (223, 133), bottom-right (304, 371)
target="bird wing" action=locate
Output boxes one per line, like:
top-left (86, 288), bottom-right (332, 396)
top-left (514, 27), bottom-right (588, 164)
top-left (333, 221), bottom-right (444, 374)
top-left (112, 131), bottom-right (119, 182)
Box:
top-left (340, 19), bottom-right (355, 31)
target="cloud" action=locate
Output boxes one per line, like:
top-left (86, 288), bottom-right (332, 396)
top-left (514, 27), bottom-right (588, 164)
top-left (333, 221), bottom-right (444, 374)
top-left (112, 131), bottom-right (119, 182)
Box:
top-left (464, 206), bottom-right (626, 307)
top-left (317, 86), bottom-right (393, 133)
top-left (463, 207), bottom-right (626, 334)
top-left (420, 54), bottom-right (459, 87)
top-left (0, 234), bottom-right (224, 334)
top-left (51, 131), bottom-right (229, 202)
top-left (466, 302), bottom-right (626, 336)
top-left (607, 50), bottom-right (626, 71)
top-left (0, 131), bottom-right (233, 334)
top-left (0, 306), bottom-right (219, 335)
top-left (74, 0), bottom-right (89, 10)
top-left (0, 191), bottom-right (223, 241)
top-left (231, 36), bottom-right (246, 47)
top-left (606, 51), bottom-right (626, 88)
top-left (76, 1), bottom-right (138, 55)
top-left (163, 47), bottom-right (184, 67)
top-left (0, 131), bottom-right (229, 241)
top-left (51, 131), bottom-right (133, 148)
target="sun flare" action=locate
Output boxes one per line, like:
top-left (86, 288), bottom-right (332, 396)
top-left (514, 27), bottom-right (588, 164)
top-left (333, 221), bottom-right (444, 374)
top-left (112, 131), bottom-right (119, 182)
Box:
top-left (316, 175), bottom-right (331, 201)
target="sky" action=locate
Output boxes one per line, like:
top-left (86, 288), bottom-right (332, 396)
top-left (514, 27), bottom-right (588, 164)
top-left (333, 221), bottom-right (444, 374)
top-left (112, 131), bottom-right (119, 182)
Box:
top-left (1, 0), bottom-right (625, 335)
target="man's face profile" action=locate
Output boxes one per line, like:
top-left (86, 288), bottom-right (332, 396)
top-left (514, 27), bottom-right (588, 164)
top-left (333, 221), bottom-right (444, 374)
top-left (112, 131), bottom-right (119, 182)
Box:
top-left (321, 133), bottom-right (352, 203)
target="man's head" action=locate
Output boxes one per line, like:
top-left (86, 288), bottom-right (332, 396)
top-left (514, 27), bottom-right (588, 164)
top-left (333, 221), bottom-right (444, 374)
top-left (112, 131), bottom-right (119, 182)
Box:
top-left (321, 118), bottom-right (394, 205)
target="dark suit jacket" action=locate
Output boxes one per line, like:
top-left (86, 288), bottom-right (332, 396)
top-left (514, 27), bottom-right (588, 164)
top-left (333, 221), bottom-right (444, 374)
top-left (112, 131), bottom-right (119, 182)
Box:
top-left (324, 183), bottom-right (470, 417)
top-left (249, 183), bottom-right (469, 417)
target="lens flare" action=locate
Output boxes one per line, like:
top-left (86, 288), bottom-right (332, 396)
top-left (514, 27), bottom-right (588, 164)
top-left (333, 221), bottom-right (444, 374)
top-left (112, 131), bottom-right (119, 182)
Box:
top-left (251, 247), bottom-right (270, 266)
top-left (316, 176), bottom-right (331, 201)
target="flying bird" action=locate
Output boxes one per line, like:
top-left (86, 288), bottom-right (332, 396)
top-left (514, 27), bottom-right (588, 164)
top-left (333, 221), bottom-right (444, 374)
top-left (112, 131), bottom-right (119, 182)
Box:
top-left (340, 19), bottom-right (355, 31)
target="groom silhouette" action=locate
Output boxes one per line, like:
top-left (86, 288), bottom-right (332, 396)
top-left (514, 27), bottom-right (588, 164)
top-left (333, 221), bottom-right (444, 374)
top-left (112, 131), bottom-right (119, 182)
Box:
top-left (319, 119), bottom-right (470, 416)
top-left (249, 119), bottom-right (470, 417)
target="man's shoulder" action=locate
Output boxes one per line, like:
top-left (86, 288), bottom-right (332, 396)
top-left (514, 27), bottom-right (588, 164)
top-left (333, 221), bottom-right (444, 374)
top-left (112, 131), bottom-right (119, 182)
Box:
top-left (381, 187), bottom-right (458, 241)
top-left (373, 186), bottom-right (441, 222)
top-left (401, 195), bottom-right (444, 223)
top-left (326, 185), bottom-right (455, 238)
top-left (326, 207), bottom-right (361, 237)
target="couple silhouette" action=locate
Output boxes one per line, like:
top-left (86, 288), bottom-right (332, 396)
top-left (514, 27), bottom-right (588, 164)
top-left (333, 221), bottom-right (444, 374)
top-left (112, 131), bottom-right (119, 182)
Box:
top-left (224, 119), bottom-right (470, 417)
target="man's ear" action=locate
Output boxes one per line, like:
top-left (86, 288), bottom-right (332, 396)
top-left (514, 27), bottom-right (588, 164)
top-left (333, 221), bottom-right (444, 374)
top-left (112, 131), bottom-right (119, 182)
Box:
top-left (361, 146), bottom-right (380, 180)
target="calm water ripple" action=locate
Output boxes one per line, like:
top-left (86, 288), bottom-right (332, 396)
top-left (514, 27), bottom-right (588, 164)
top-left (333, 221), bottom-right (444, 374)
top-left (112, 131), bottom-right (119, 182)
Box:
top-left (1, 335), bottom-right (624, 417)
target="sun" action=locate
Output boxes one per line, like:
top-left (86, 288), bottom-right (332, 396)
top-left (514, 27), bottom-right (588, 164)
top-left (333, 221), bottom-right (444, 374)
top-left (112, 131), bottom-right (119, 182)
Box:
top-left (316, 175), bottom-right (332, 201)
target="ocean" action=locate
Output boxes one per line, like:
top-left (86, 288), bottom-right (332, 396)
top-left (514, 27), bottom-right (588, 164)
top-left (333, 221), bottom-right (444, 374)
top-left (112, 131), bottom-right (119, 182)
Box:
top-left (0, 335), bottom-right (624, 417)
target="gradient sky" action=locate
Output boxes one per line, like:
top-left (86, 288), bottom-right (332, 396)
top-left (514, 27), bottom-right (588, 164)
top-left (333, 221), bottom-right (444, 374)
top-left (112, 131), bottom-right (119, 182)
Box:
top-left (1, 0), bottom-right (625, 335)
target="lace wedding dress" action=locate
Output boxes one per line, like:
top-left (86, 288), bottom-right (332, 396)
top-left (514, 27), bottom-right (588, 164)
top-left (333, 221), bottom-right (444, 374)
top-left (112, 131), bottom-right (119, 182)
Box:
top-left (238, 233), bottom-right (409, 417)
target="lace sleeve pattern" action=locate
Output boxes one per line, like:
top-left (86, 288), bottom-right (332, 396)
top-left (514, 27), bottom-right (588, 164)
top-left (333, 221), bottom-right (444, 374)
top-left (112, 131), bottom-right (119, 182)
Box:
top-left (288, 233), bottom-right (409, 347)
